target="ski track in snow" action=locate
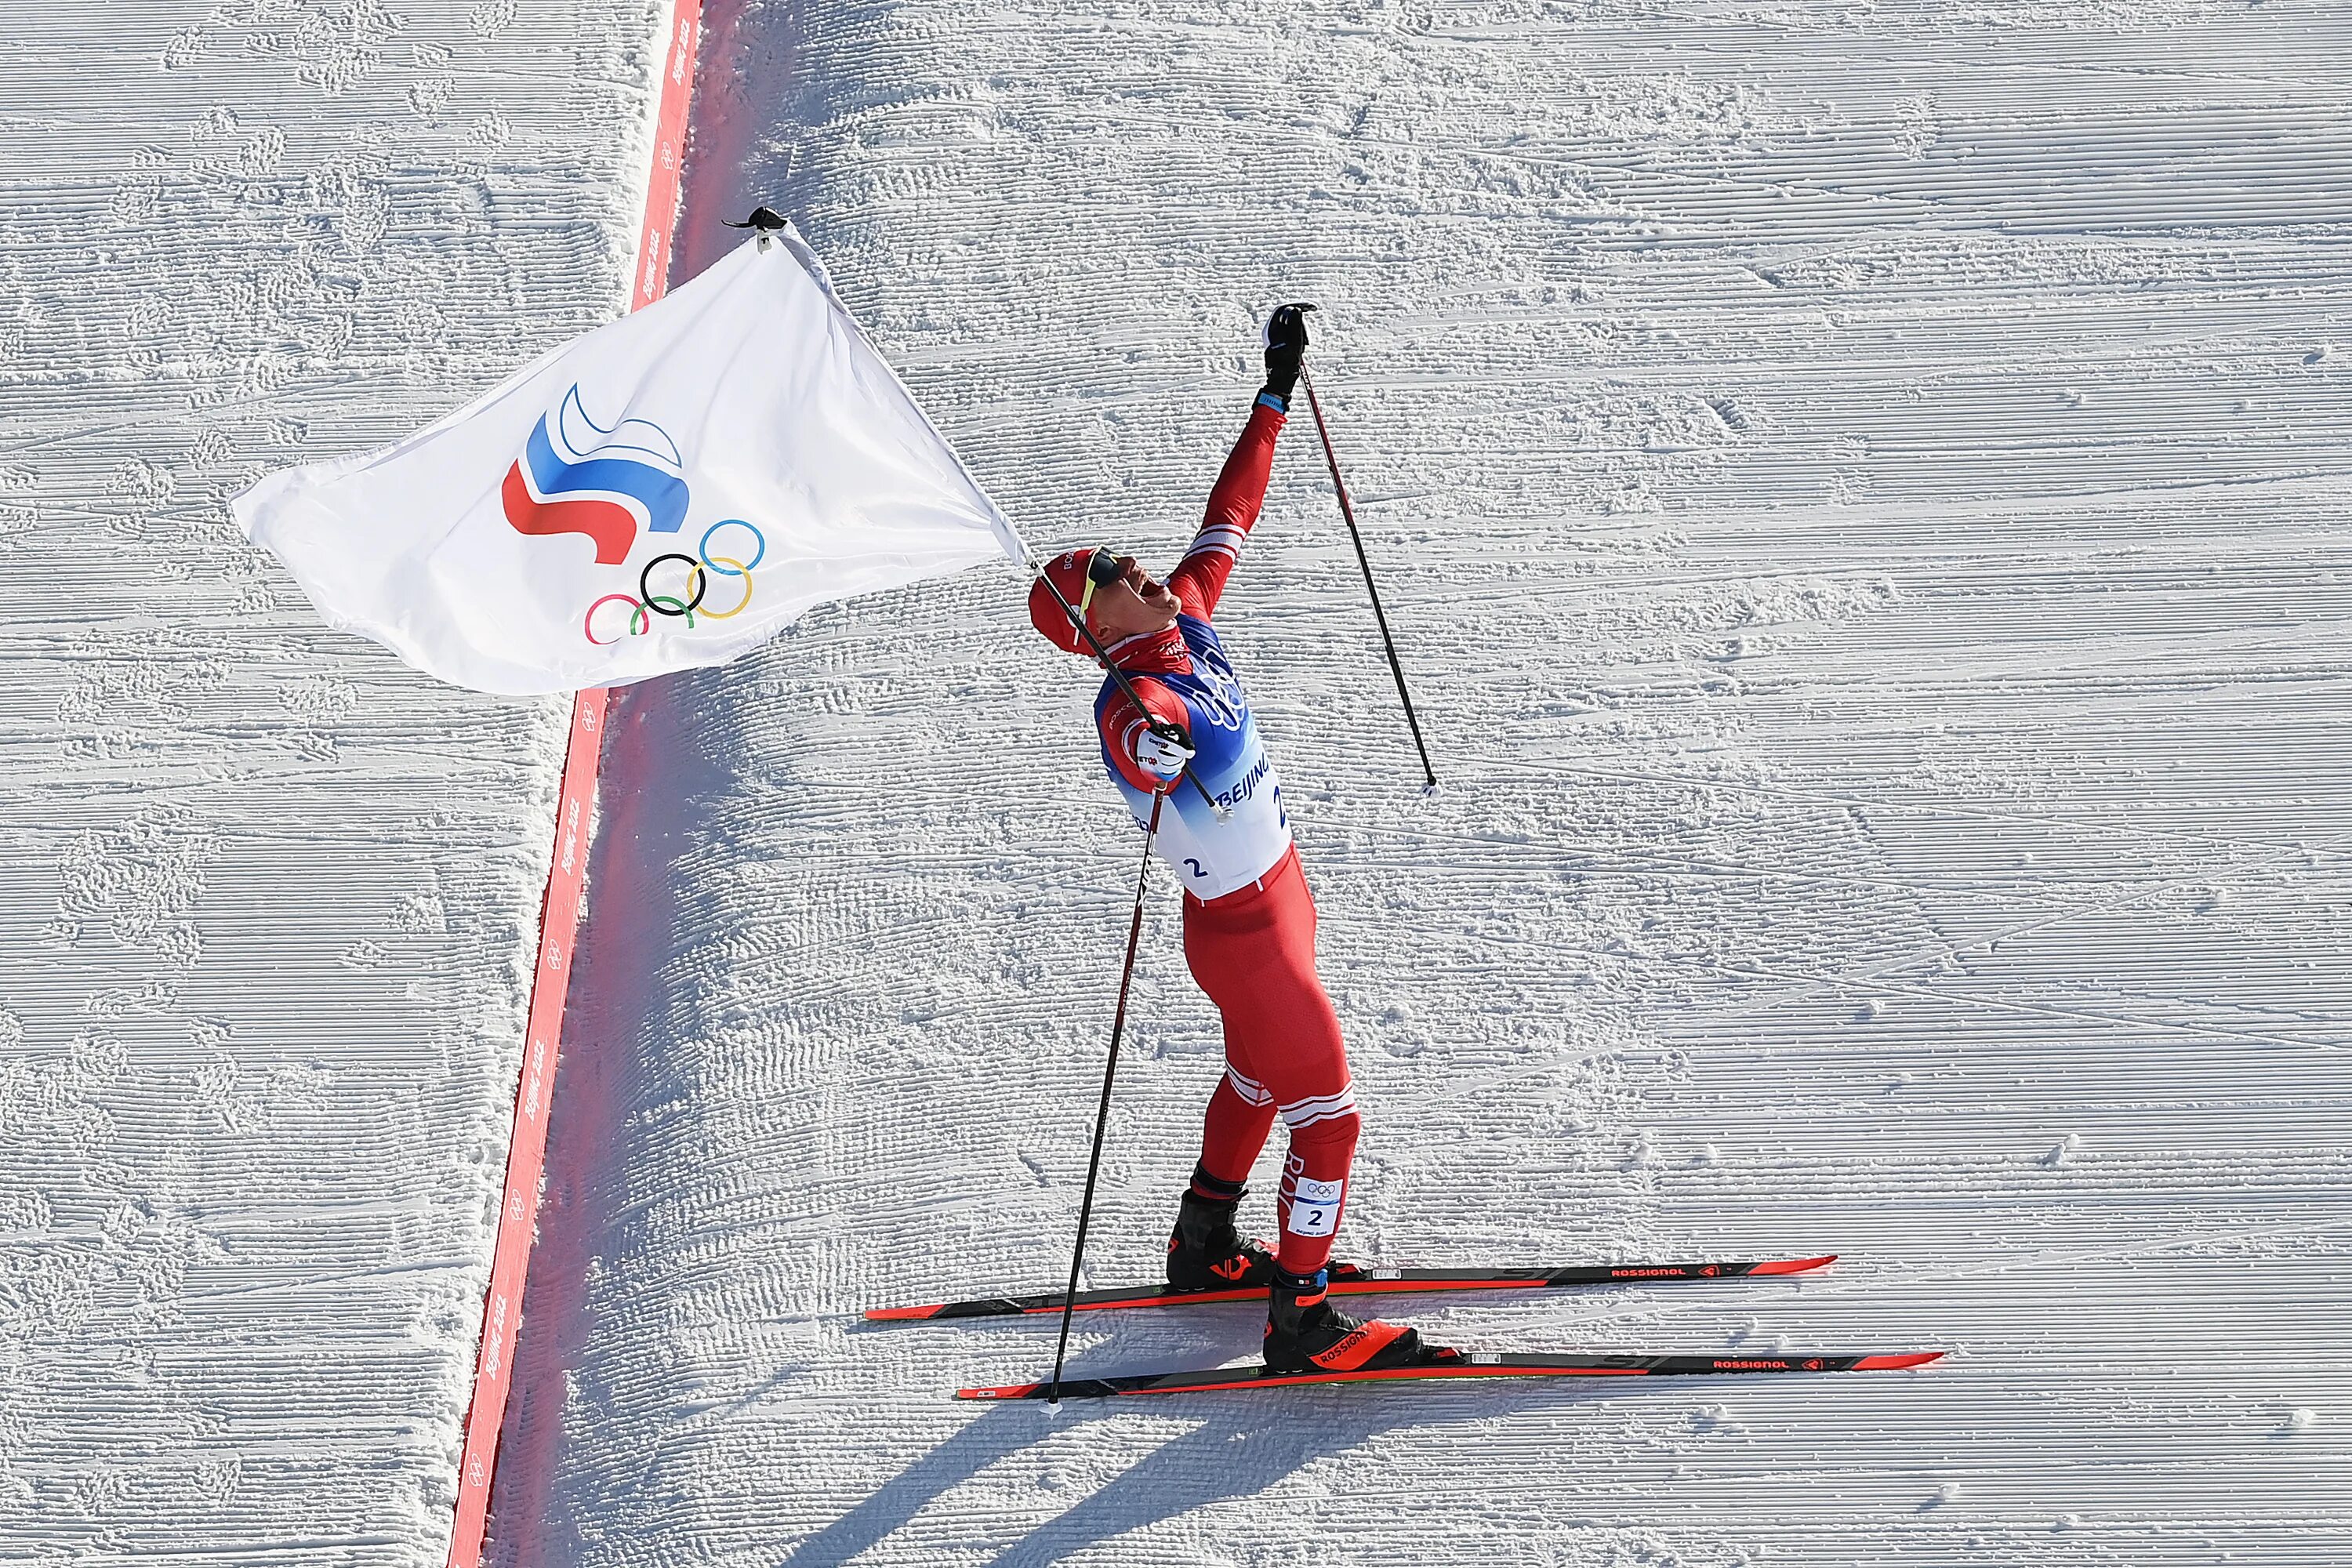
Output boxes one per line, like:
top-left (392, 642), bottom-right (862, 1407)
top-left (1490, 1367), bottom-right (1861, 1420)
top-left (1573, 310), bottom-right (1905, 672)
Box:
top-left (7, 0), bottom-right (2352, 1564)
top-left (0, 3), bottom-right (670, 1564)
top-left (495, 2), bottom-right (2352, 1565)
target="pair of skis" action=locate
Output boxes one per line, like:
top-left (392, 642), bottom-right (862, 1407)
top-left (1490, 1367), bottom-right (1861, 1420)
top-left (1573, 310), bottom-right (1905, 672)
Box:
top-left (866, 1254), bottom-right (1944, 1400)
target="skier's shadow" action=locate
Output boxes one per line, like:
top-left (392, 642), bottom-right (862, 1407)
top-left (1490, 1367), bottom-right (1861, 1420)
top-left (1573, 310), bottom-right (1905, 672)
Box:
top-left (775, 1378), bottom-right (1613, 1568)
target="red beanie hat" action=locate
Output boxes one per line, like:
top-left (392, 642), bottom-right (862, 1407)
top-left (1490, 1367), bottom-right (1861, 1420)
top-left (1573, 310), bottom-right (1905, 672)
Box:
top-left (1027, 547), bottom-right (1101, 655)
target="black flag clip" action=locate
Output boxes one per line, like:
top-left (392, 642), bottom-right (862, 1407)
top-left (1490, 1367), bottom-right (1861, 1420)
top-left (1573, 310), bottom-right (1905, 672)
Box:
top-left (726, 206), bottom-right (790, 250)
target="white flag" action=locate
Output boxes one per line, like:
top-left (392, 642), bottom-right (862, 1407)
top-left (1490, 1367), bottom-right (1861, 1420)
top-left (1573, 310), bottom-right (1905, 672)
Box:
top-left (234, 227), bottom-right (1025, 695)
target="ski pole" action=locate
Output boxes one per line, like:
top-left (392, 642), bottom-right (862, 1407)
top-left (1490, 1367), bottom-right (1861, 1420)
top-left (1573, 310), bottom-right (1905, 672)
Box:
top-left (1046, 786), bottom-right (1165, 1406)
top-left (1029, 558), bottom-right (1229, 820)
top-left (1298, 365), bottom-right (1438, 789)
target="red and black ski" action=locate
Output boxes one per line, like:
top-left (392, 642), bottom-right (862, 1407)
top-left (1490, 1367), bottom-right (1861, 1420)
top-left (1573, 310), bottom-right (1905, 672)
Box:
top-left (869, 1254), bottom-right (1834, 1323)
top-left (960, 1349), bottom-right (1944, 1401)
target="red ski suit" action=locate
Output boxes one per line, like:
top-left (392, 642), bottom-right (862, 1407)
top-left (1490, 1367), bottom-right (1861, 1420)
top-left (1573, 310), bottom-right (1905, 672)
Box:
top-left (1095, 399), bottom-right (1356, 1275)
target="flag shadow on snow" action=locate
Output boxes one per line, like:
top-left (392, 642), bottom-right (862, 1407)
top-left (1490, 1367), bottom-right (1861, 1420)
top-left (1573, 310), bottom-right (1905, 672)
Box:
top-left (774, 1379), bottom-right (1625, 1567)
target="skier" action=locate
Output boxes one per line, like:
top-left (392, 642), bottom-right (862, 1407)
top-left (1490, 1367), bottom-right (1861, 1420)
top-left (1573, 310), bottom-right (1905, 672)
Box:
top-left (1027, 307), bottom-right (1446, 1374)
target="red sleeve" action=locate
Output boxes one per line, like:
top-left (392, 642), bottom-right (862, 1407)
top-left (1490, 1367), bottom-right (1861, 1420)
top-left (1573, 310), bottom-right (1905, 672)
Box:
top-left (1167, 399), bottom-right (1285, 621)
top-left (1097, 677), bottom-right (1192, 794)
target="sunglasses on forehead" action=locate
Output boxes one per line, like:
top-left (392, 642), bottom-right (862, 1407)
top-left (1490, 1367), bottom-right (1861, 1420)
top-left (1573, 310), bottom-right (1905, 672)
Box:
top-left (1077, 546), bottom-right (1123, 619)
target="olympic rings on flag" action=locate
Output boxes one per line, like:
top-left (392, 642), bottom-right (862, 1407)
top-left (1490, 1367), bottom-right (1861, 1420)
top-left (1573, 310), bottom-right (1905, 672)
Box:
top-left (639, 554), bottom-right (708, 618)
top-left (700, 518), bottom-right (764, 575)
top-left (695, 557), bottom-right (753, 619)
top-left (580, 520), bottom-right (765, 645)
top-left (583, 593), bottom-right (641, 645)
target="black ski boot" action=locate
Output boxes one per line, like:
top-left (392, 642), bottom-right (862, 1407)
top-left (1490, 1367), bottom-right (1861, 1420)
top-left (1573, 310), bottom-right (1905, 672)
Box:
top-left (1165, 1167), bottom-right (1278, 1292)
top-left (1264, 1266), bottom-right (1452, 1374)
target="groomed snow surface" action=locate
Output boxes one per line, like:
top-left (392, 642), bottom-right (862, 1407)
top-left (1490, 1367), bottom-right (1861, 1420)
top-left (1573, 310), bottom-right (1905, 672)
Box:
top-left (492, 2), bottom-right (2352, 1563)
top-left (0, 2), bottom-right (667, 1564)
top-left (9, 0), bottom-right (2352, 1565)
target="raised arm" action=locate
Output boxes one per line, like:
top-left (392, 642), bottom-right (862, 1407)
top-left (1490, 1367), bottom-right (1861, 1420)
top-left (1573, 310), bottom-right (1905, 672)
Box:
top-left (1167, 306), bottom-right (1312, 621)
top-left (1167, 397), bottom-right (1284, 620)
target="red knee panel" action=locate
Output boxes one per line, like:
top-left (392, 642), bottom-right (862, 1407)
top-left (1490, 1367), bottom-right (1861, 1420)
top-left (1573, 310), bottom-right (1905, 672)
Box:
top-left (1276, 1109), bottom-right (1359, 1273)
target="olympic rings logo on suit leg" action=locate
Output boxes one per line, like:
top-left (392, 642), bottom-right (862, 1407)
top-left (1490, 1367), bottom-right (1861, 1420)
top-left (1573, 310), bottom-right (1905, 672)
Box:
top-left (583, 519), bottom-right (764, 645)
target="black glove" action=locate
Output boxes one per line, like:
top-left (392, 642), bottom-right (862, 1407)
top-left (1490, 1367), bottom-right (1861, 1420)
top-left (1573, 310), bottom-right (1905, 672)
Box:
top-left (1261, 303), bottom-right (1313, 402)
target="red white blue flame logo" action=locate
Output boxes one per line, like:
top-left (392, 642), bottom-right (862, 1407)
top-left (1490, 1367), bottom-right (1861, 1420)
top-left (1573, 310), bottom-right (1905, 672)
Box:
top-left (498, 384), bottom-right (767, 647)
top-left (501, 385), bottom-right (689, 564)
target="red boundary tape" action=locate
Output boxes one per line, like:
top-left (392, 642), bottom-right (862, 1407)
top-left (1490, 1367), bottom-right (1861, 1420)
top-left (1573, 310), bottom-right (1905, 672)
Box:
top-left (444, 6), bottom-right (703, 1565)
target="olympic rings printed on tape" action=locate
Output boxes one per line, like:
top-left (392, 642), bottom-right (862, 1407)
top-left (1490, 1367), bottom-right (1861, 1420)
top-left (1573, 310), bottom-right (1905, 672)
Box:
top-left (583, 520), bottom-right (763, 646)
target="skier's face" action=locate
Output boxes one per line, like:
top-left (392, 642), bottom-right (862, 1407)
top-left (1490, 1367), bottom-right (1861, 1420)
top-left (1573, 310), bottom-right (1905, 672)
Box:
top-left (1083, 551), bottom-right (1180, 639)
